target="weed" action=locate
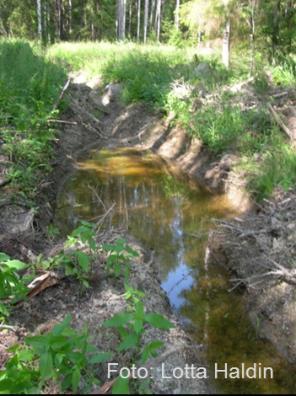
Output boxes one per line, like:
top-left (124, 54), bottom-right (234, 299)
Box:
top-left (102, 238), bottom-right (139, 280)
top-left (0, 253), bottom-right (28, 320)
top-left (0, 315), bottom-right (112, 394)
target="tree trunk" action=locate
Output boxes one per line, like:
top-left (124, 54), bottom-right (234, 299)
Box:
top-left (150, 0), bottom-right (155, 28)
top-left (117, 0), bottom-right (126, 40)
top-left (55, 0), bottom-right (62, 41)
top-left (249, 0), bottom-right (256, 75)
top-left (222, 18), bottom-right (231, 68)
top-left (144, 0), bottom-right (149, 43)
top-left (175, 0), bottom-right (180, 30)
top-left (36, 0), bottom-right (42, 41)
top-left (128, 0), bottom-right (132, 38)
top-left (155, 0), bottom-right (162, 41)
top-left (68, 0), bottom-right (72, 37)
top-left (137, 0), bottom-right (141, 41)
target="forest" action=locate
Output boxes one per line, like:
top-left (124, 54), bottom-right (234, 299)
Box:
top-left (0, 0), bottom-right (295, 395)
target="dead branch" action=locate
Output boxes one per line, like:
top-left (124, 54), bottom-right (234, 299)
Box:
top-left (0, 323), bottom-right (17, 332)
top-left (27, 271), bottom-right (61, 298)
top-left (268, 104), bottom-right (294, 140)
top-left (47, 119), bottom-right (78, 126)
top-left (52, 77), bottom-right (71, 111)
top-left (88, 184), bottom-right (107, 212)
top-left (229, 257), bottom-right (296, 290)
top-left (94, 203), bottom-right (116, 230)
top-left (70, 98), bottom-right (105, 136)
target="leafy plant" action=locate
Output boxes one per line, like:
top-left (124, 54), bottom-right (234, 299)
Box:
top-left (104, 302), bottom-right (173, 363)
top-left (0, 315), bottom-right (112, 394)
top-left (102, 239), bottom-right (139, 280)
top-left (103, 300), bottom-right (173, 393)
top-left (0, 344), bottom-right (40, 394)
top-left (0, 253), bottom-right (28, 320)
top-left (66, 221), bottom-right (97, 251)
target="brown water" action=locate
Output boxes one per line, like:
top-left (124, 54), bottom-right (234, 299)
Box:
top-left (56, 148), bottom-right (296, 394)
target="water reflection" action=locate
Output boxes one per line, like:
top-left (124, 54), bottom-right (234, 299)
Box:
top-left (56, 148), bottom-right (296, 394)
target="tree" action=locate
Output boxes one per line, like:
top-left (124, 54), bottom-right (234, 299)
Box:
top-left (36, 0), bottom-right (42, 41)
top-left (144, 0), bottom-right (149, 42)
top-left (155, 0), bottom-right (162, 41)
top-left (117, 0), bottom-right (126, 40)
top-left (137, 0), bottom-right (141, 40)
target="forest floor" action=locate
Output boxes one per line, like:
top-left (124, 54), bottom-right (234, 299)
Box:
top-left (1, 41), bottom-right (296, 392)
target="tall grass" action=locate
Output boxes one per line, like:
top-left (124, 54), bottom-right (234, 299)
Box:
top-left (0, 39), bottom-right (67, 196)
top-left (48, 41), bottom-right (296, 200)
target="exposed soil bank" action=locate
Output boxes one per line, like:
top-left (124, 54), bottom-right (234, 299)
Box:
top-left (208, 188), bottom-right (296, 365)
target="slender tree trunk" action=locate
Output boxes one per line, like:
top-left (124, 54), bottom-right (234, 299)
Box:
top-left (155, 0), bottom-right (162, 41)
top-left (55, 0), bottom-right (62, 40)
top-left (137, 0), bottom-right (141, 41)
top-left (36, 0), bottom-right (42, 41)
top-left (249, 0), bottom-right (256, 75)
top-left (150, 0), bottom-right (155, 28)
top-left (175, 0), bottom-right (180, 30)
top-left (68, 0), bottom-right (72, 37)
top-left (117, 0), bottom-right (126, 40)
top-left (222, 18), bottom-right (231, 68)
top-left (43, 0), bottom-right (48, 45)
top-left (128, 0), bottom-right (132, 38)
top-left (144, 0), bottom-right (149, 43)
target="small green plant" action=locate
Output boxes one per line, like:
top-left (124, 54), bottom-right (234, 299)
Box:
top-left (0, 253), bottom-right (28, 320)
top-left (66, 221), bottom-right (97, 251)
top-left (0, 344), bottom-right (40, 394)
top-left (61, 221), bottom-right (98, 287)
top-left (103, 298), bottom-right (173, 393)
top-left (102, 239), bottom-right (139, 280)
top-left (0, 315), bottom-right (112, 394)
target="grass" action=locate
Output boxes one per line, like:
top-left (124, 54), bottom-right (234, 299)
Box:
top-left (42, 41), bottom-right (296, 200)
top-left (0, 39), bottom-right (67, 197)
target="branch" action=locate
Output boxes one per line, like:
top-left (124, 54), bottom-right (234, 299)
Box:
top-left (52, 77), bottom-right (71, 112)
top-left (268, 104), bottom-right (294, 140)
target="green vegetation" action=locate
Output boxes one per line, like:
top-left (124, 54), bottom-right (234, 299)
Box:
top-left (48, 40), bottom-right (295, 200)
top-left (0, 315), bottom-right (112, 394)
top-left (0, 223), bottom-right (173, 394)
top-left (0, 39), bottom-right (66, 197)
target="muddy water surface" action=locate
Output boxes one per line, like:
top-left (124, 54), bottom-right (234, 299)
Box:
top-left (56, 148), bottom-right (296, 394)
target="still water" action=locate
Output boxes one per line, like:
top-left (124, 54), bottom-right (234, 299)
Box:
top-left (56, 148), bottom-right (296, 394)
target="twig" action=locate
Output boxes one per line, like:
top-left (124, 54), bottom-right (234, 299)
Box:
top-left (94, 203), bottom-right (116, 230)
top-left (0, 323), bottom-right (17, 332)
top-left (52, 78), bottom-right (71, 111)
top-left (47, 119), bottom-right (78, 126)
top-left (88, 184), bottom-right (107, 212)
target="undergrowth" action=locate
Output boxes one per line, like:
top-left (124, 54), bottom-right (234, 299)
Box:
top-left (0, 39), bottom-right (67, 197)
top-left (0, 222), bottom-right (173, 394)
